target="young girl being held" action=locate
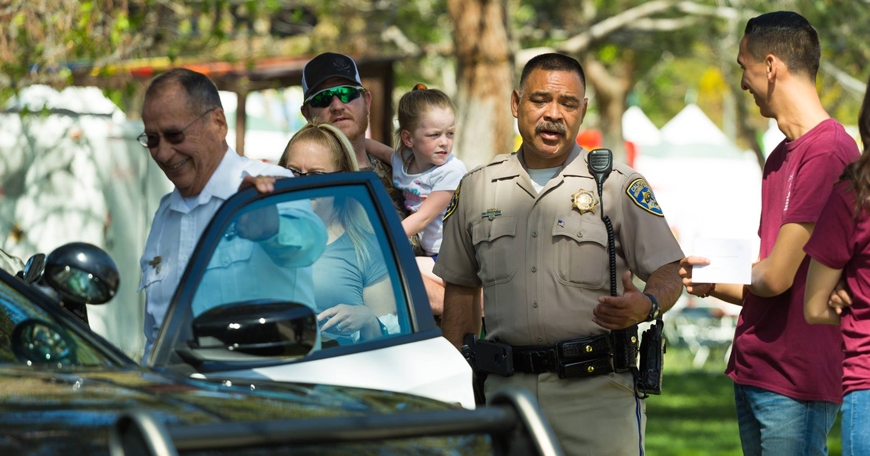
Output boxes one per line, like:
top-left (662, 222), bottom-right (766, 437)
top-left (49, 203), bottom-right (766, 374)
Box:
top-left (368, 84), bottom-right (467, 299)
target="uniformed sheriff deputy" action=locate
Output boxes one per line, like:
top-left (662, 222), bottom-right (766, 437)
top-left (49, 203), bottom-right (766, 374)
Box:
top-left (434, 53), bottom-right (684, 456)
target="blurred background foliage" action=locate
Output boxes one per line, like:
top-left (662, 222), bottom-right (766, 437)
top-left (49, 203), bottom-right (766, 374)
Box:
top-left (2, 0), bottom-right (868, 166)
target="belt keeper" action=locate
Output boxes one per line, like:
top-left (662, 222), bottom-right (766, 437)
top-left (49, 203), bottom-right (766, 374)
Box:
top-left (523, 351), bottom-right (535, 372)
top-left (546, 349), bottom-right (558, 371)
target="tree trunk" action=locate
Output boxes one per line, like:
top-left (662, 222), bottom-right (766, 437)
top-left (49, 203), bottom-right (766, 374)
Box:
top-left (447, 0), bottom-right (515, 170)
top-left (583, 56), bottom-right (631, 164)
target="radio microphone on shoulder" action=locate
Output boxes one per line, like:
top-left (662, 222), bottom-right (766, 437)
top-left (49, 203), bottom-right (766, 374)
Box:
top-left (587, 148), bottom-right (613, 189)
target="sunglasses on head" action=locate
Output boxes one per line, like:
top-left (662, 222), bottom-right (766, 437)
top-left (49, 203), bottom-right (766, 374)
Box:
top-left (138, 107), bottom-right (217, 149)
top-left (305, 86), bottom-right (365, 108)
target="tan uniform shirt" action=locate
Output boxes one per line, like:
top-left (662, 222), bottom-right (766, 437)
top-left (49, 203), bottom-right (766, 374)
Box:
top-left (434, 144), bottom-right (683, 346)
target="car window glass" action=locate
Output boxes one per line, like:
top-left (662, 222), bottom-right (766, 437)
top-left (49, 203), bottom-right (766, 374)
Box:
top-left (0, 280), bottom-right (119, 367)
top-left (182, 184), bottom-right (411, 362)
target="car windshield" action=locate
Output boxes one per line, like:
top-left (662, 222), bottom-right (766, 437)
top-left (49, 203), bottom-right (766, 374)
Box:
top-left (161, 183), bottom-right (415, 366)
top-left (0, 276), bottom-right (123, 368)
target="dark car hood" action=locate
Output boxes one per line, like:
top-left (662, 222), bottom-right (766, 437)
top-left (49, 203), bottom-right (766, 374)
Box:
top-left (0, 366), bottom-right (461, 455)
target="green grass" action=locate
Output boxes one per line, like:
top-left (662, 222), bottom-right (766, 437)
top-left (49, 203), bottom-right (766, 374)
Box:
top-left (645, 345), bottom-right (842, 455)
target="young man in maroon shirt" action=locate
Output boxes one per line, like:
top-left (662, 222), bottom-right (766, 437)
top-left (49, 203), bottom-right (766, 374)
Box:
top-left (680, 11), bottom-right (859, 456)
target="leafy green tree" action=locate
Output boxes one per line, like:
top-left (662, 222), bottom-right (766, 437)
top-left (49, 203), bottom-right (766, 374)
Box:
top-left (4, 1), bottom-right (867, 166)
top-left (512, 1), bottom-right (761, 163)
top-left (0, 1), bottom-right (290, 105)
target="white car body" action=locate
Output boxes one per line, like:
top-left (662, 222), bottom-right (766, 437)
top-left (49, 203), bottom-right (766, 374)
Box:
top-left (203, 337), bottom-right (475, 409)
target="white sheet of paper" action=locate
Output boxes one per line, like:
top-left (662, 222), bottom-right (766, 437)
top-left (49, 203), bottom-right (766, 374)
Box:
top-left (692, 238), bottom-right (752, 285)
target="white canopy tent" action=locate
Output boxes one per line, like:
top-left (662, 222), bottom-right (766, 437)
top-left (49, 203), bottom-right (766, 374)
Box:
top-left (622, 105), bottom-right (661, 147)
top-left (661, 103), bottom-right (732, 147)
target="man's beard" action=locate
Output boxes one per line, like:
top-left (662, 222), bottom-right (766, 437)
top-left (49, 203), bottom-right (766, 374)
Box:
top-left (338, 115), bottom-right (369, 143)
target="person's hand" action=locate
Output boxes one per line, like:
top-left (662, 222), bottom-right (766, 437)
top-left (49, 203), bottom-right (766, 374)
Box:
top-left (318, 304), bottom-right (378, 334)
top-left (679, 256), bottom-right (714, 297)
top-left (828, 280), bottom-right (853, 315)
top-left (238, 175), bottom-right (277, 194)
top-left (592, 271), bottom-right (650, 330)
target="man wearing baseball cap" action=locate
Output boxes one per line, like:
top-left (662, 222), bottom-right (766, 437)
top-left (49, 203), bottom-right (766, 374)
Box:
top-left (299, 52), bottom-right (411, 219)
top-left (300, 53), bottom-right (387, 173)
top-left (299, 52), bottom-right (445, 316)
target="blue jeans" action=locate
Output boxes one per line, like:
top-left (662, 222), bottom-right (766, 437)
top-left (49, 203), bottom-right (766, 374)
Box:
top-left (733, 383), bottom-right (839, 456)
top-left (842, 389), bottom-right (870, 456)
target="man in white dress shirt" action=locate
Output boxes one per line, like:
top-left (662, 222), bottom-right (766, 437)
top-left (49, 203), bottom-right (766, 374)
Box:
top-left (137, 68), bottom-right (326, 361)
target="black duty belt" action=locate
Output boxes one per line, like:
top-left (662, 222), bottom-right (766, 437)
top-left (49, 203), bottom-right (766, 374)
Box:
top-left (511, 330), bottom-right (637, 379)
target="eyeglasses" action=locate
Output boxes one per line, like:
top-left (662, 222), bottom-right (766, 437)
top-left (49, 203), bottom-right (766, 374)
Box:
top-left (138, 107), bottom-right (217, 148)
top-left (286, 168), bottom-right (339, 177)
top-left (304, 86), bottom-right (365, 108)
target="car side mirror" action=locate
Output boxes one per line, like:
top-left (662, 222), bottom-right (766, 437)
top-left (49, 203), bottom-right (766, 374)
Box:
top-left (21, 253), bottom-right (46, 284)
top-left (43, 242), bottom-right (119, 306)
top-left (11, 319), bottom-right (78, 366)
top-left (190, 301), bottom-right (317, 359)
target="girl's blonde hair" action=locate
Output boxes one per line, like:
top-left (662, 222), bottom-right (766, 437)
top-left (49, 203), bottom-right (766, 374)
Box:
top-left (279, 120), bottom-right (374, 269)
top-left (395, 83), bottom-right (455, 169)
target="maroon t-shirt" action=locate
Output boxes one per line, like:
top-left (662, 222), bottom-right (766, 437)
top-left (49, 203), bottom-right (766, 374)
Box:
top-left (726, 118), bottom-right (858, 403)
top-left (805, 181), bottom-right (870, 395)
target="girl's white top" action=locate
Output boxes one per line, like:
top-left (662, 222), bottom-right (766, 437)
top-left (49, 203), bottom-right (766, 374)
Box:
top-left (391, 152), bottom-right (467, 255)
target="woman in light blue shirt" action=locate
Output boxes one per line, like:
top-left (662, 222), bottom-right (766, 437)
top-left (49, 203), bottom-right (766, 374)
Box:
top-left (278, 121), bottom-right (396, 344)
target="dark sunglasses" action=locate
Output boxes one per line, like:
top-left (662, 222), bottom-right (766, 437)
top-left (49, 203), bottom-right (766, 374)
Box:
top-left (286, 167), bottom-right (341, 177)
top-left (138, 107), bottom-right (217, 148)
top-left (304, 86), bottom-right (365, 108)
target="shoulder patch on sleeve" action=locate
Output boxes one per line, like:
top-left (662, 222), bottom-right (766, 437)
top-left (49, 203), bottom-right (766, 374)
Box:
top-left (444, 181), bottom-right (461, 222)
top-left (625, 178), bottom-right (664, 217)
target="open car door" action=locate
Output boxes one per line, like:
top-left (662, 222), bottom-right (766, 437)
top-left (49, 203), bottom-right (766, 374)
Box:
top-left (147, 172), bottom-right (475, 408)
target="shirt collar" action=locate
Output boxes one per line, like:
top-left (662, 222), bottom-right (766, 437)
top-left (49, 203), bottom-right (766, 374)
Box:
top-left (167, 147), bottom-right (240, 213)
top-left (495, 142), bottom-right (591, 181)
top-left (562, 143), bottom-right (593, 179)
top-left (491, 151), bottom-right (524, 182)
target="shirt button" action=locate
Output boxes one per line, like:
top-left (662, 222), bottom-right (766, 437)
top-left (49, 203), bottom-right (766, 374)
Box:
top-left (537, 336), bottom-right (543, 342)
top-left (532, 302), bottom-right (538, 308)
top-left (180, 255), bottom-right (188, 263)
top-left (531, 266), bottom-right (537, 273)
top-left (532, 231), bottom-right (538, 238)
top-left (577, 232), bottom-right (583, 238)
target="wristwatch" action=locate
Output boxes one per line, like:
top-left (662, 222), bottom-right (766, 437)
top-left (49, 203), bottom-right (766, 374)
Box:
top-left (643, 293), bottom-right (661, 322)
